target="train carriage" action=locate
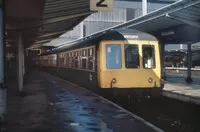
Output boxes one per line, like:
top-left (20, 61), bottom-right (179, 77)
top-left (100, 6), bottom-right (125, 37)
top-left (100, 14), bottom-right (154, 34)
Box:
top-left (38, 28), bottom-right (163, 98)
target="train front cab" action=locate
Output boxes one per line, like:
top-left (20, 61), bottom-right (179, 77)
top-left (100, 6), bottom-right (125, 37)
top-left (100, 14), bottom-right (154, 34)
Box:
top-left (98, 40), bottom-right (163, 97)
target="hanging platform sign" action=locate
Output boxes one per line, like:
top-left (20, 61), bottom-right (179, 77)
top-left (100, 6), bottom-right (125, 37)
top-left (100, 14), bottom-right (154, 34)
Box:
top-left (90, 0), bottom-right (113, 12)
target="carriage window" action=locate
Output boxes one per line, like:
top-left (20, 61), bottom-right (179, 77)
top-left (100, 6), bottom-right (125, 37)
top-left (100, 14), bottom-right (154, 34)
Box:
top-left (79, 50), bottom-right (82, 56)
top-left (65, 53), bottom-right (68, 67)
top-left (88, 48), bottom-right (93, 56)
top-left (60, 58), bottom-right (64, 66)
top-left (106, 44), bottom-right (122, 69)
top-left (75, 51), bottom-right (78, 57)
top-left (88, 57), bottom-right (94, 70)
top-left (82, 58), bottom-right (87, 69)
top-left (124, 44), bottom-right (139, 68)
top-left (68, 58), bottom-right (72, 68)
top-left (88, 48), bottom-right (94, 70)
top-left (82, 49), bottom-right (87, 56)
top-left (143, 45), bottom-right (156, 69)
top-left (74, 57), bottom-right (78, 68)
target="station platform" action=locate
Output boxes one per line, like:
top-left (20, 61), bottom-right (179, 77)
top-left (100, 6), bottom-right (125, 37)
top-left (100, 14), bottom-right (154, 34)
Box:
top-left (162, 75), bottom-right (200, 105)
top-left (6, 70), bottom-right (163, 132)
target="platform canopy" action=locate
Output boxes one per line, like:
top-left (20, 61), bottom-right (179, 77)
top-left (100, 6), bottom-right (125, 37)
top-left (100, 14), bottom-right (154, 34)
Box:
top-left (5, 0), bottom-right (96, 49)
top-left (47, 0), bottom-right (200, 48)
top-left (120, 0), bottom-right (200, 44)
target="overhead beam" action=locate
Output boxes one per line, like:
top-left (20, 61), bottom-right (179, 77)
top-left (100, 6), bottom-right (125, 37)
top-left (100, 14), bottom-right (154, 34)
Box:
top-left (24, 12), bottom-right (92, 30)
top-left (26, 44), bottom-right (45, 50)
top-left (26, 43), bottom-right (56, 50)
top-left (37, 30), bottom-right (67, 38)
top-left (6, 24), bottom-right (17, 30)
top-left (166, 14), bottom-right (200, 29)
top-left (42, 12), bottom-right (91, 25)
top-left (34, 38), bottom-right (53, 44)
top-left (6, 39), bottom-right (16, 42)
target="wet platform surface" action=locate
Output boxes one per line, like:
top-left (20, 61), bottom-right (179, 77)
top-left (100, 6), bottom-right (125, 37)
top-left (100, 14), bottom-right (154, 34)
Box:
top-left (163, 75), bottom-right (200, 105)
top-left (6, 70), bottom-right (162, 132)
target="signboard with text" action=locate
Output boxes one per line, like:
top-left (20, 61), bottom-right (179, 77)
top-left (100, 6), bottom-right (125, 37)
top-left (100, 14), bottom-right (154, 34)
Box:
top-left (90, 0), bottom-right (113, 12)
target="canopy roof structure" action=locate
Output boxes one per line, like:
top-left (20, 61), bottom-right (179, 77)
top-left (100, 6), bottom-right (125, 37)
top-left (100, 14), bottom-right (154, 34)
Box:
top-left (6, 0), bottom-right (93, 48)
top-left (47, 0), bottom-right (200, 49)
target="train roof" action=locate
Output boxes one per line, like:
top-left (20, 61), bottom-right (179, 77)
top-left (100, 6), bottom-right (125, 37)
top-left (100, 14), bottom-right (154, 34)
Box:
top-left (40, 28), bottom-right (157, 56)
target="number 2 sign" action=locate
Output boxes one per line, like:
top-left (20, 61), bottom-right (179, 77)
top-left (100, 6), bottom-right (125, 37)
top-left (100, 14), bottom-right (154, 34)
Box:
top-left (90, 0), bottom-right (113, 12)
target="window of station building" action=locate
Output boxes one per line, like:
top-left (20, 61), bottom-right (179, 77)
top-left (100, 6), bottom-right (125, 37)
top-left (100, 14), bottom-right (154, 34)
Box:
top-left (106, 44), bottom-right (122, 69)
top-left (124, 44), bottom-right (140, 68)
top-left (142, 45), bottom-right (156, 69)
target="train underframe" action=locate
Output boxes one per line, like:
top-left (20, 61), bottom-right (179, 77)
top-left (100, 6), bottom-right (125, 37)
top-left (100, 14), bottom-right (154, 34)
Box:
top-left (38, 66), bottom-right (164, 105)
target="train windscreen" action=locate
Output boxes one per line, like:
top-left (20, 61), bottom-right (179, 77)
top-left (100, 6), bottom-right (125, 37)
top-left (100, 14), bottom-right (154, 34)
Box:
top-left (106, 44), bottom-right (122, 69)
top-left (142, 45), bottom-right (156, 69)
top-left (124, 44), bottom-right (140, 68)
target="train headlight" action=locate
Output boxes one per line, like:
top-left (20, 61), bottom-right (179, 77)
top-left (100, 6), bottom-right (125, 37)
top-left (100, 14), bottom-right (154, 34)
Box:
top-left (148, 77), bottom-right (153, 83)
top-left (112, 78), bottom-right (117, 84)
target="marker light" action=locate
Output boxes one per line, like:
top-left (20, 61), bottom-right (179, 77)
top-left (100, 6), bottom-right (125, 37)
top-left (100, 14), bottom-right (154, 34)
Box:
top-left (148, 77), bottom-right (153, 83)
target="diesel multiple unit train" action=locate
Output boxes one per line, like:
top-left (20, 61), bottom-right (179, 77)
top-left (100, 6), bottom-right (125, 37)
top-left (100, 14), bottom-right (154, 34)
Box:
top-left (35, 29), bottom-right (164, 99)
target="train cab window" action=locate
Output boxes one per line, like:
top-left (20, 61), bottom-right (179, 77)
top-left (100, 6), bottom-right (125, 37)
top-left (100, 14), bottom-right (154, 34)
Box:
top-left (142, 45), bottom-right (156, 69)
top-left (124, 44), bottom-right (139, 68)
top-left (106, 44), bottom-right (122, 69)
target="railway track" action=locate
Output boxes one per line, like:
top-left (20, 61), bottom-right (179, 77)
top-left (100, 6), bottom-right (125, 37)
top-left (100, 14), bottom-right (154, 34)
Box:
top-left (103, 94), bottom-right (200, 132)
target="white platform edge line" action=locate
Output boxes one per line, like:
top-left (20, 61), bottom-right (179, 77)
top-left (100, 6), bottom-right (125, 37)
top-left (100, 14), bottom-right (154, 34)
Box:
top-left (165, 67), bottom-right (200, 71)
top-left (162, 91), bottom-right (200, 105)
top-left (43, 71), bottom-right (164, 132)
